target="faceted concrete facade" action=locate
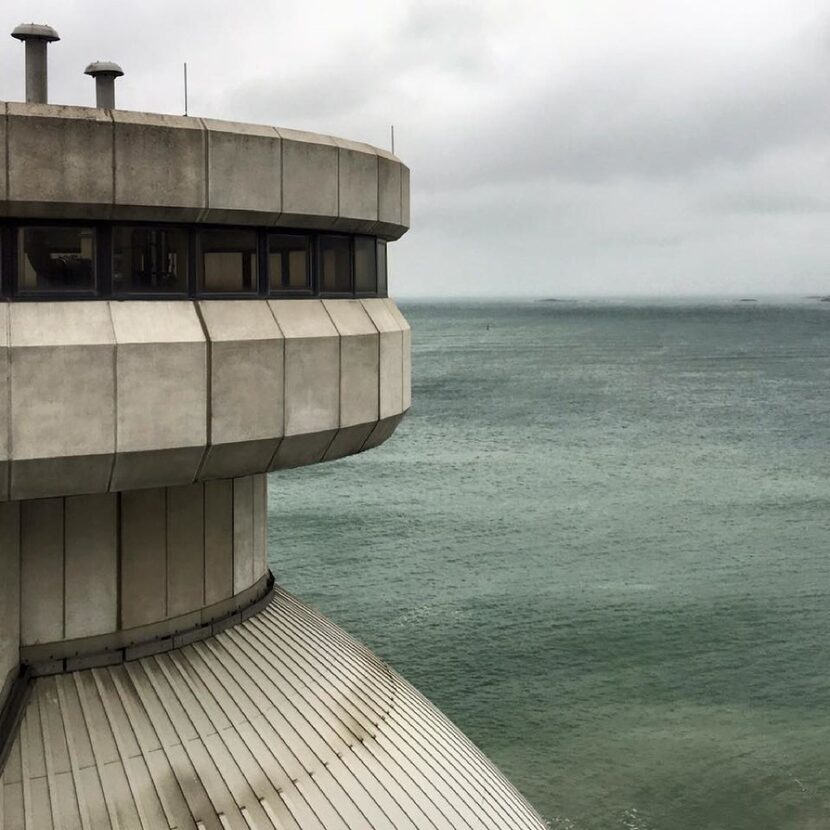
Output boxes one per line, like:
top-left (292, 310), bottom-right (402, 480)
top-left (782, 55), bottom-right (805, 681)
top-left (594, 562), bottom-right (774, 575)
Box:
top-left (0, 103), bottom-right (409, 238)
top-left (0, 299), bottom-right (410, 501)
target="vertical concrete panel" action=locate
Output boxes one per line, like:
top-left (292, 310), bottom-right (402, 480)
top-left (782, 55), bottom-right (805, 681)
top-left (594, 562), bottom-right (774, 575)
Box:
top-left (204, 120), bottom-right (281, 223)
top-left (401, 164), bottom-right (411, 229)
top-left (166, 483), bottom-right (205, 617)
top-left (9, 303), bottom-right (116, 499)
top-left (269, 301), bottom-right (339, 435)
top-left (322, 300), bottom-right (380, 427)
top-left (361, 299), bottom-right (403, 419)
top-left (198, 301), bottom-right (284, 478)
top-left (20, 498), bottom-right (64, 646)
top-left (204, 479), bottom-right (233, 605)
top-left (378, 156), bottom-right (403, 226)
top-left (386, 300), bottom-right (412, 411)
top-left (112, 111), bottom-right (204, 219)
top-left (335, 141), bottom-right (378, 226)
top-left (279, 130), bottom-right (338, 226)
top-left (7, 104), bottom-right (113, 209)
top-left (252, 474), bottom-right (268, 581)
top-left (121, 488), bottom-right (166, 629)
top-left (0, 502), bottom-right (20, 700)
top-left (0, 304), bottom-right (9, 502)
top-left (64, 494), bottom-right (117, 639)
top-left (0, 103), bottom-right (7, 203)
top-left (233, 476), bottom-right (254, 594)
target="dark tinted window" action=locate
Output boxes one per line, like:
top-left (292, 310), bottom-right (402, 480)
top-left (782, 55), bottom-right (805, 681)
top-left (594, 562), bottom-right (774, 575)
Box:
top-left (17, 227), bottom-right (96, 293)
top-left (268, 234), bottom-right (310, 292)
top-left (113, 227), bottom-right (188, 293)
top-left (377, 240), bottom-right (387, 296)
top-left (200, 229), bottom-right (258, 293)
top-left (319, 235), bottom-right (352, 294)
top-left (354, 236), bottom-right (377, 294)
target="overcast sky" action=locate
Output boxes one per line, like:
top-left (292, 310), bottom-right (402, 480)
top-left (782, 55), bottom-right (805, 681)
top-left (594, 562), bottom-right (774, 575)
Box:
top-left (2, 0), bottom-right (830, 297)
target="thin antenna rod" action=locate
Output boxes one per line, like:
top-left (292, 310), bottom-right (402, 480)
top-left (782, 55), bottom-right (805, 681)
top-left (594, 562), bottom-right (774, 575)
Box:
top-left (391, 124), bottom-right (395, 155)
top-left (183, 62), bottom-right (188, 116)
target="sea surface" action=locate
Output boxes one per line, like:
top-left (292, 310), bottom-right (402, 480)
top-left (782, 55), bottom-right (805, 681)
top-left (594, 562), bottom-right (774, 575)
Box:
top-left (267, 298), bottom-right (830, 830)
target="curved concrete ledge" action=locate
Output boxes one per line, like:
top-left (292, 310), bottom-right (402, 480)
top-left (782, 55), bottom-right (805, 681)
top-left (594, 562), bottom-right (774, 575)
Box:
top-left (0, 298), bottom-right (411, 500)
top-left (0, 586), bottom-right (547, 829)
top-left (0, 102), bottom-right (410, 239)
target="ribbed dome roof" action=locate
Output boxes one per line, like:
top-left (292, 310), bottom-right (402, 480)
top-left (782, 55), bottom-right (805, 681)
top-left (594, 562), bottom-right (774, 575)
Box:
top-left (0, 585), bottom-right (545, 829)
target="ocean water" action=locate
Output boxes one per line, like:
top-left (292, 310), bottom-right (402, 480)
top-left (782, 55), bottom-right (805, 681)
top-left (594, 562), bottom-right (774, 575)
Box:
top-left (267, 298), bottom-right (830, 830)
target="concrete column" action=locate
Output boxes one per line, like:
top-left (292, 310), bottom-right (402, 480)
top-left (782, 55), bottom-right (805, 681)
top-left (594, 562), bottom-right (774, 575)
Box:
top-left (0, 503), bottom-right (20, 706)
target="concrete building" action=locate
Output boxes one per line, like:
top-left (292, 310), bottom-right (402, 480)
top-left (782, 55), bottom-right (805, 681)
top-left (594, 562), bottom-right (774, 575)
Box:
top-left (0, 24), bottom-right (546, 829)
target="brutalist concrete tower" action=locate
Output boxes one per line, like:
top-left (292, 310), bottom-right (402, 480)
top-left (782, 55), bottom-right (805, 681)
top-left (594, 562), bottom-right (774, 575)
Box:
top-left (0, 24), bottom-right (546, 829)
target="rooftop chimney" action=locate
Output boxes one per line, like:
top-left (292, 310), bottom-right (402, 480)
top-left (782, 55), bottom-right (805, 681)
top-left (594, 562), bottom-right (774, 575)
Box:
top-left (11, 23), bottom-right (60, 104)
top-left (84, 61), bottom-right (124, 109)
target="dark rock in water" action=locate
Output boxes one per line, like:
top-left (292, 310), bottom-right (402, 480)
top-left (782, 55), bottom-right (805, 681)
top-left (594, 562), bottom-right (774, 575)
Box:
top-left (738, 298), bottom-right (758, 302)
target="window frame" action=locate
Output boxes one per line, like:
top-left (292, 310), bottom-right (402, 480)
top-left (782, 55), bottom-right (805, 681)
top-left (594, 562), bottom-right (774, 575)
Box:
top-left (266, 232), bottom-right (314, 297)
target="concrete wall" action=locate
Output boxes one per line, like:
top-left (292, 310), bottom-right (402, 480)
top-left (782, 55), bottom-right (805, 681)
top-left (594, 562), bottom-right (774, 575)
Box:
top-left (0, 299), bottom-right (410, 501)
top-left (11, 474), bottom-right (268, 653)
top-left (0, 103), bottom-right (410, 239)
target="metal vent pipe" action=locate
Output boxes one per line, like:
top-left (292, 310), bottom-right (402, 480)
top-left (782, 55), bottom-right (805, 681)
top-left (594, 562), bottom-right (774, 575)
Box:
top-left (10, 23), bottom-right (60, 104)
top-left (84, 61), bottom-right (124, 109)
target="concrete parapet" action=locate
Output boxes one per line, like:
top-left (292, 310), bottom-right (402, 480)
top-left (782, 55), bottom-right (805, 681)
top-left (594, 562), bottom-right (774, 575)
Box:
top-left (0, 298), bottom-right (410, 500)
top-left (0, 103), bottom-right (410, 238)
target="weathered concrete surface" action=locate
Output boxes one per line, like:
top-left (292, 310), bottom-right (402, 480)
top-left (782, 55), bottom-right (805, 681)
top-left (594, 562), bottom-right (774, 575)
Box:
top-left (204, 478), bottom-right (234, 605)
top-left (0, 305), bottom-right (8, 502)
top-left (322, 299), bottom-right (380, 427)
top-left (198, 300), bottom-right (284, 479)
top-left (0, 299), bottom-right (408, 500)
top-left (233, 475), bottom-right (254, 594)
top-left (335, 137), bottom-right (378, 230)
top-left (20, 498), bottom-right (64, 645)
top-left (279, 128), bottom-right (339, 228)
top-left (112, 110), bottom-right (205, 221)
top-left (110, 301), bottom-right (206, 490)
top-left (9, 302), bottom-right (115, 500)
top-left (0, 102), bottom-right (410, 237)
top-left (6, 103), bottom-right (112, 217)
top-left (361, 298), bottom-right (404, 419)
top-left (64, 494), bottom-right (117, 639)
top-left (0, 502), bottom-right (20, 708)
top-left (204, 118), bottom-right (281, 224)
top-left (269, 300), bottom-right (340, 437)
top-left (166, 483), bottom-right (205, 617)
top-left (0, 103), bottom-right (7, 204)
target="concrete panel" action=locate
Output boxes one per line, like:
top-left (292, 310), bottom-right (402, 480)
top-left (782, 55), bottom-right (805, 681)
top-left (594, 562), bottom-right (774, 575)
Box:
top-left (323, 422), bottom-right (375, 462)
top-left (270, 430), bottom-right (337, 469)
top-left (0, 304), bottom-right (9, 501)
top-left (204, 119), bottom-right (281, 223)
top-left (323, 300), bottom-right (380, 427)
top-left (121, 488), bottom-right (167, 629)
top-left (279, 128), bottom-right (338, 227)
top-left (20, 498), bottom-right (64, 646)
top-left (386, 299), bottom-right (412, 411)
top-left (0, 501), bottom-right (20, 702)
top-left (0, 103), bottom-right (6, 204)
top-left (7, 103), bottom-right (112, 214)
top-left (200, 439), bottom-right (281, 481)
top-left (166, 483), bottom-right (205, 617)
top-left (111, 302), bottom-right (206, 487)
top-left (204, 479), bottom-right (233, 605)
top-left (401, 164), bottom-right (411, 229)
top-left (269, 300), bottom-right (340, 436)
top-left (233, 476), bottom-right (254, 594)
top-left (361, 299), bottom-right (403, 419)
top-left (198, 300), bottom-right (284, 455)
top-left (64, 494), bottom-right (118, 639)
top-left (335, 139), bottom-right (378, 227)
top-left (252, 474), bottom-right (268, 581)
top-left (363, 413), bottom-right (405, 451)
top-left (378, 155), bottom-right (403, 229)
top-left (9, 303), bottom-right (115, 499)
top-left (110, 447), bottom-right (204, 492)
top-left (112, 110), bottom-right (204, 221)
